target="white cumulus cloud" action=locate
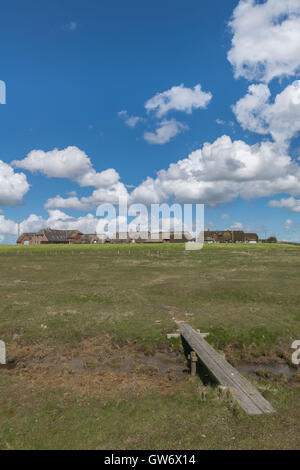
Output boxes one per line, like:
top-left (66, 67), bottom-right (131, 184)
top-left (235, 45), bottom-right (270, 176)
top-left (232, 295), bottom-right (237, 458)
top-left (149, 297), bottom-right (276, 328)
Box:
top-left (0, 160), bottom-right (29, 207)
top-left (268, 197), bottom-right (300, 212)
top-left (45, 182), bottom-right (129, 210)
top-left (143, 120), bottom-right (188, 145)
top-left (44, 195), bottom-right (90, 211)
top-left (228, 0), bottom-right (300, 83)
top-left (12, 146), bottom-right (120, 188)
top-left (233, 81), bottom-right (300, 145)
top-left (46, 210), bottom-right (100, 233)
top-left (132, 135), bottom-right (300, 205)
top-left (0, 213), bottom-right (45, 237)
top-left (145, 84), bottom-right (212, 117)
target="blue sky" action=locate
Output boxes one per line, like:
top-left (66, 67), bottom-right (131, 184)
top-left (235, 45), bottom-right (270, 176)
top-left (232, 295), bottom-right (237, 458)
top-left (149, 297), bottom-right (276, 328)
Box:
top-left (1, 0), bottom-right (300, 242)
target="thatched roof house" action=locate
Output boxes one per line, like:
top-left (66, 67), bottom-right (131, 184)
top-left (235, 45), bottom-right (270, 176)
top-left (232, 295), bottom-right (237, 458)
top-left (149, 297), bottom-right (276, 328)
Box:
top-left (244, 233), bottom-right (259, 243)
top-left (204, 230), bottom-right (231, 243)
top-left (37, 228), bottom-right (83, 244)
top-left (232, 231), bottom-right (245, 242)
top-left (204, 230), bottom-right (258, 243)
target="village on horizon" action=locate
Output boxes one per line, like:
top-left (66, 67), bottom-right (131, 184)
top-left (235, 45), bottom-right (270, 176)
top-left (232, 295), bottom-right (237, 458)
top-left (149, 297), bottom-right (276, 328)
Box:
top-left (15, 227), bottom-right (274, 245)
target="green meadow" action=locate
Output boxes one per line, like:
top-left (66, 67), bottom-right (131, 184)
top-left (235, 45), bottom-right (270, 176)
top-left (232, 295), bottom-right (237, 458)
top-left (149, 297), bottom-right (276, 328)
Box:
top-left (0, 243), bottom-right (299, 449)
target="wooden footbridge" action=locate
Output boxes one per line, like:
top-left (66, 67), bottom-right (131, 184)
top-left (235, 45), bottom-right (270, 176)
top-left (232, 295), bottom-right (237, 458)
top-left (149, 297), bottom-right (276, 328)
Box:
top-left (179, 323), bottom-right (275, 415)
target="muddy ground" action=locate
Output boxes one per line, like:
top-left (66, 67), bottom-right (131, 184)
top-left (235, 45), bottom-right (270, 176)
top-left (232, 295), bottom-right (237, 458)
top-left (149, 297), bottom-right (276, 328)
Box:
top-left (2, 339), bottom-right (299, 402)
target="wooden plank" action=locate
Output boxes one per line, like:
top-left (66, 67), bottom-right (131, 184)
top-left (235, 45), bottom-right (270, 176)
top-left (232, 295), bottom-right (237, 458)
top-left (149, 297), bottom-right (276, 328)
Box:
top-left (179, 323), bottom-right (275, 415)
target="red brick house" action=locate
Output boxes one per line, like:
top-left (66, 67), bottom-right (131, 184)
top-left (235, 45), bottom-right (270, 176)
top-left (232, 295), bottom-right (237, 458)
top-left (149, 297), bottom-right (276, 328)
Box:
top-left (17, 228), bottom-right (83, 245)
top-left (16, 233), bottom-right (35, 245)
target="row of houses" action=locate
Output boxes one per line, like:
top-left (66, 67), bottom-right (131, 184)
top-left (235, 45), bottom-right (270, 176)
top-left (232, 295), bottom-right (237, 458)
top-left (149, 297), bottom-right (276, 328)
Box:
top-left (16, 228), bottom-right (260, 245)
top-left (16, 228), bottom-right (194, 245)
top-left (17, 229), bottom-right (83, 245)
top-left (204, 230), bottom-right (259, 243)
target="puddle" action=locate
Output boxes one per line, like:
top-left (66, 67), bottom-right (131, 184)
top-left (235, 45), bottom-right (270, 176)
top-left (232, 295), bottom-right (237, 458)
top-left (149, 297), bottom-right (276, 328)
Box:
top-left (137, 352), bottom-right (189, 376)
top-left (7, 347), bottom-right (189, 378)
top-left (237, 363), bottom-right (300, 378)
top-left (96, 351), bottom-right (188, 377)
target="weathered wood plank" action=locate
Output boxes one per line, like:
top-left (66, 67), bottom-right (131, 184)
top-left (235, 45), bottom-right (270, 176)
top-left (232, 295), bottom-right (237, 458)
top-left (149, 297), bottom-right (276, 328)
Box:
top-left (179, 323), bottom-right (275, 415)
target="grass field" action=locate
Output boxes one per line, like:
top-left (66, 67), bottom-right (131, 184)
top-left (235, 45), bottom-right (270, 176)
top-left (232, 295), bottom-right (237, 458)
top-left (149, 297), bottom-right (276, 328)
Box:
top-left (0, 242), bottom-right (300, 449)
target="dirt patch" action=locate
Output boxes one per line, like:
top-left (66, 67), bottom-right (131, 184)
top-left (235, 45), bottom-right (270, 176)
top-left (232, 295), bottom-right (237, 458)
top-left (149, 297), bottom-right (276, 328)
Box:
top-left (3, 338), bottom-right (189, 399)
